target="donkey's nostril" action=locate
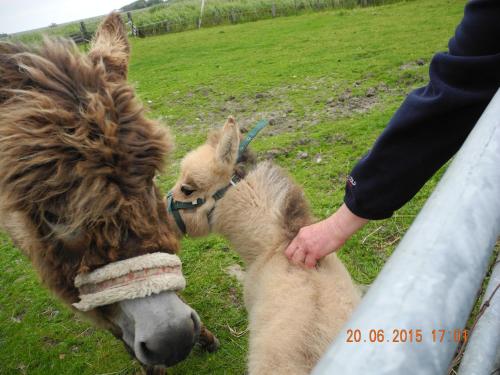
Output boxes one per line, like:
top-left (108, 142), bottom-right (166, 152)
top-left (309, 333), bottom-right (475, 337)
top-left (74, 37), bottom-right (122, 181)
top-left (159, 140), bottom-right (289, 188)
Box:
top-left (140, 341), bottom-right (153, 358)
top-left (137, 318), bottom-right (197, 366)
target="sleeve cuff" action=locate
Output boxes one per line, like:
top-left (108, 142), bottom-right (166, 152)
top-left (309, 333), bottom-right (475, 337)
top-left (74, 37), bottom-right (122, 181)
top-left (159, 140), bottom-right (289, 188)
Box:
top-left (344, 188), bottom-right (394, 221)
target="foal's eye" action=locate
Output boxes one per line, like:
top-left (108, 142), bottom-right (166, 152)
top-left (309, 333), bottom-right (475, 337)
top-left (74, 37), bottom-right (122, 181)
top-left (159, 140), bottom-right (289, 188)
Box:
top-left (181, 185), bottom-right (195, 196)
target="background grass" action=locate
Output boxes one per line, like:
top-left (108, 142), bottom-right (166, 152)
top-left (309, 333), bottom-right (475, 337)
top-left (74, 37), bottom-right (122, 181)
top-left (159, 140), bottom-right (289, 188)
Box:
top-left (0, 0), bottom-right (481, 374)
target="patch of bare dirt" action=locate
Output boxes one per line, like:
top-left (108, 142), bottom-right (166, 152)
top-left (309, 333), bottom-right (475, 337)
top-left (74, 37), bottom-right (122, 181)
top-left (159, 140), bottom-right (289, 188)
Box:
top-left (230, 86), bottom-right (384, 136)
top-left (225, 264), bottom-right (245, 283)
top-left (260, 133), bottom-right (353, 161)
top-left (16, 363), bottom-right (28, 375)
top-left (228, 287), bottom-right (242, 308)
top-left (10, 309), bottom-right (26, 324)
top-left (41, 306), bottom-right (60, 320)
top-left (399, 58), bottom-right (427, 71)
top-left (42, 336), bottom-right (60, 348)
top-left (167, 68), bottom-right (428, 137)
top-left (323, 87), bottom-right (380, 120)
top-left (14, 275), bottom-right (29, 284)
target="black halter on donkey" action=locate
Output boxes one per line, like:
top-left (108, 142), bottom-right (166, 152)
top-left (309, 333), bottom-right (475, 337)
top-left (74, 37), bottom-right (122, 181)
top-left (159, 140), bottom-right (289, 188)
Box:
top-left (167, 119), bottom-right (269, 235)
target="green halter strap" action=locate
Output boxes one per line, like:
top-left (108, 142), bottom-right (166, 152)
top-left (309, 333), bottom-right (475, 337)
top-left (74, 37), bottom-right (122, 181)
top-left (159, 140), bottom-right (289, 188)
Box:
top-left (167, 119), bottom-right (268, 235)
top-left (167, 192), bottom-right (205, 234)
top-left (237, 119), bottom-right (268, 162)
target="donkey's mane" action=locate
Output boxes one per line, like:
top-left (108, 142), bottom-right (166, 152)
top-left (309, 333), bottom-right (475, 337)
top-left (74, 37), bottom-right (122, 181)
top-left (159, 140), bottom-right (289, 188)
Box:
top-left (0, 28), bottom-right (178, 305)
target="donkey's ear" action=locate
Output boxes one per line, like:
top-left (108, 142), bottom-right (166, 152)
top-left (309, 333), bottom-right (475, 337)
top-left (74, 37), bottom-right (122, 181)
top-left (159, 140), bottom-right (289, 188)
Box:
top-left (215, 116), bottom-right (240, 167)
top-left (89, 13), bottom-right (130, 79)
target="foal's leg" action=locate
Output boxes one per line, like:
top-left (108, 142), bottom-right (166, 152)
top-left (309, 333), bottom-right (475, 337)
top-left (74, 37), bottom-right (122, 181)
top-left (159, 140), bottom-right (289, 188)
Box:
top-left (198, 324), bottom-right (220, 352)
top-left (176, 294), bottom-right (220, 353)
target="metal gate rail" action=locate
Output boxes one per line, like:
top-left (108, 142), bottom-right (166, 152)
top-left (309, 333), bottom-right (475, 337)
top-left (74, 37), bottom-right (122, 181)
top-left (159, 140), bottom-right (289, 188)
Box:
top-left (313, 90), bottom-right (500, 375)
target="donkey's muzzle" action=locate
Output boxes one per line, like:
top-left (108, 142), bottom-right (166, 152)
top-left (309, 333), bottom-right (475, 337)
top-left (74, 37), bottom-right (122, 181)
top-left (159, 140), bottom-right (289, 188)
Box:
top-left (137, 309), bottom-right (201, 367)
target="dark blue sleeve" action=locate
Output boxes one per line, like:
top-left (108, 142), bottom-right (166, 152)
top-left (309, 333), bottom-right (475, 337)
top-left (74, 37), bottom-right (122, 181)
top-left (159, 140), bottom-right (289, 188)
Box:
top-left (344, 0), bottom-right (500, 220)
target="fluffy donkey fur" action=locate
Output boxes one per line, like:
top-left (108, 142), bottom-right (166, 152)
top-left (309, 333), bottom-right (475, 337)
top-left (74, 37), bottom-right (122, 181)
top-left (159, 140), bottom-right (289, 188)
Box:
top-left (170, 118), bottom-right (361, 374)
top-left (0, 14), bottom-right (219, 370)
top-left (0, 15), bottom-right (176, 309)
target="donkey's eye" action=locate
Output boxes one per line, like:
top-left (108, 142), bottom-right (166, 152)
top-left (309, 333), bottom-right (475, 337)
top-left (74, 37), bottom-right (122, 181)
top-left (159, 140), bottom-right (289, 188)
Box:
top-left (181, 185), bottom-right (195, 196)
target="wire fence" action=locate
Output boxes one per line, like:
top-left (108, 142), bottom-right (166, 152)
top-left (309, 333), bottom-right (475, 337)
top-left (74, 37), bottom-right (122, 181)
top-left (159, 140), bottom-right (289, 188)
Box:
top-left (132, 0), bottom-right (392, 37)
top-left (3, 0), bottom-right (405, 43)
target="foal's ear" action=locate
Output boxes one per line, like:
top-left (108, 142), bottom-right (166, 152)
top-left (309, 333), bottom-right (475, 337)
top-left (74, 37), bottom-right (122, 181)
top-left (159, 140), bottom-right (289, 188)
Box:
top-left (215, 116), bottom-right (240, 167)
top-left (89, 13), bottom-right (130, 79)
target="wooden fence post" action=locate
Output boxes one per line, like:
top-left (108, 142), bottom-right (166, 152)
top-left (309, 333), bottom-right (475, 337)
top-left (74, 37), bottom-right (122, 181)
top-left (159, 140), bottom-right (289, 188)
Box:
top-left (127, 12), bottom-right (138, 37)
top-left (80, 21), bottom-right (90, 41)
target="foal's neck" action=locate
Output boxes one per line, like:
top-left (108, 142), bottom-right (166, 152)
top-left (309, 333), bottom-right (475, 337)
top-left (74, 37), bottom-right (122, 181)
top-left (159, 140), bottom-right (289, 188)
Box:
top-left (212, 173), bottom-right (289, 265)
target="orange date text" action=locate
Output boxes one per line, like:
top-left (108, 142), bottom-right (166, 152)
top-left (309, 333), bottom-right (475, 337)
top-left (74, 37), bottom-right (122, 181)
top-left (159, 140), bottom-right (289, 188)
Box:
top-left (345, 329), bottom-right (468, 344)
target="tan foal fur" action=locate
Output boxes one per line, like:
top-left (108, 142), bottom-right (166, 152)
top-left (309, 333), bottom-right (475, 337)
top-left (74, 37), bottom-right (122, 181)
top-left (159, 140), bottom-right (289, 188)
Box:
top-left (170, 117), bottom-right (361, 374)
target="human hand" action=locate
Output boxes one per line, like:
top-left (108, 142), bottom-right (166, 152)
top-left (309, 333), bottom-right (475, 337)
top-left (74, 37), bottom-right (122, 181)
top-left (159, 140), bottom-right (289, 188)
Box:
top-left (284, 204), bottom-right (368, 268)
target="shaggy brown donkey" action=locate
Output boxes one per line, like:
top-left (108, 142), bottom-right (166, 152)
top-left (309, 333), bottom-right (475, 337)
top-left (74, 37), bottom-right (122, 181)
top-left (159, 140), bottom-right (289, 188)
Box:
top-left (0, 13), bottom-right (218, 372)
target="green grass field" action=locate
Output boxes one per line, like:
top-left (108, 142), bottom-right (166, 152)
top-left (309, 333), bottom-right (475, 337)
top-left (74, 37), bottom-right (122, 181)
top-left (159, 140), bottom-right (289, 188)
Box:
top-left (0, 0), bottom-right (477, 373)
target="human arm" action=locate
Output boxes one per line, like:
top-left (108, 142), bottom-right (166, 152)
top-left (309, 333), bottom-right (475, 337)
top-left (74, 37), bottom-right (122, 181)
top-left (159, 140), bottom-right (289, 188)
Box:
top-left (345, 0), bottom-right (500, 219)
top-left (286, 0), bottom-right (500, 266)
top-left (284, 204), bottom-right (368, 268)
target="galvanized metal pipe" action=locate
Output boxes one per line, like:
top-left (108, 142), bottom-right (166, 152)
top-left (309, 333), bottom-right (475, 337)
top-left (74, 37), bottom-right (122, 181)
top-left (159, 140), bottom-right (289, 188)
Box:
top-left (457, 253), bottom-right (500, 375)
top-left (312, 89), bottom-right (500, 375)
